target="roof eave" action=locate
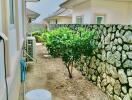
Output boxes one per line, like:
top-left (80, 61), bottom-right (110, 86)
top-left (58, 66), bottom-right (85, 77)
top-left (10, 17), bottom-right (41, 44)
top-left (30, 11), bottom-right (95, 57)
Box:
top-left (26, 8), bottom-right (40, 19)
top-left (60, 0), bottom-right (88, 9)
top-left (44, 16), bottom-right (72, 21)
top-left (60, 0), bottom-right (72, 9)
top-left (27, 14), bottom-right (40, 19)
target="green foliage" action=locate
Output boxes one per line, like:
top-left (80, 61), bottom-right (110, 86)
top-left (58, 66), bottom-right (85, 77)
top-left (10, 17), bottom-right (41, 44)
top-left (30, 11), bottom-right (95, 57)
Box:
top-left (43, 27), bottom-right (97, 78)
top-left (35, 35), bottom-right (43, 42)
top-left (32, 30), bottom-right (47, 42)
top-left (43, 27), bottom-right (74, 59)
top-left (77, 27), bottom-right (96, 57)
top-left (32, 31), bottom-right (41, 36)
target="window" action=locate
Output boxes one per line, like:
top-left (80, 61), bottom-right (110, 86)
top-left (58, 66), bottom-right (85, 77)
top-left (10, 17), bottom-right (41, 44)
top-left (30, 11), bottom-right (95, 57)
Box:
top-left (9, 0), bottom-right (15, 24)
top-left (76, 16), bottom-right (83, 24)
top-left (96, 16), bottom-right (105, 24)
top-left (50, 19), bottom-right (57, 24)
top-left (55, 19), bottom-right (57, 24)
top-left (28, 18), bottom-right (32, 23)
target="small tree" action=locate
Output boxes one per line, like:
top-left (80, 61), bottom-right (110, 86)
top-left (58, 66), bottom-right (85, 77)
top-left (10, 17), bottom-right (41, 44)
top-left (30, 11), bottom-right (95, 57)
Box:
top-left (43, 27), bottom-right (96, 78)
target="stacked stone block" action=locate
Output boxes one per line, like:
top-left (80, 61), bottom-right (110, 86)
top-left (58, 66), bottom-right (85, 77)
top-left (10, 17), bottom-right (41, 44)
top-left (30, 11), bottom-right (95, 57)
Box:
top-left (50, 24), bottom-right (132, 100)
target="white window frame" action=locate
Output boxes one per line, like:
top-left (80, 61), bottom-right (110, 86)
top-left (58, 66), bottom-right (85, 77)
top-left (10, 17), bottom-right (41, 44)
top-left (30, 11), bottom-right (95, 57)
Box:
top-left (76, 16), bottom-right (83, 24)
top-left (95, 15), bottom-right (105, 24)
top-left (50, 19), bottom-right (58, 24)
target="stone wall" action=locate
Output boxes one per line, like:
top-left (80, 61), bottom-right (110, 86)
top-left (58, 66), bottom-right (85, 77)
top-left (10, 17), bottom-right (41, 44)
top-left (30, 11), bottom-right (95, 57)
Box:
top-left (49, 24), bottom-right (132, 100)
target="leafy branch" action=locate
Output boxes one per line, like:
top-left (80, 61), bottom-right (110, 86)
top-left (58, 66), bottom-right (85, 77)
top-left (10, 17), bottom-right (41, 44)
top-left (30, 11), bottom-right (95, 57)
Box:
top-left (43, 27), bottom-right (97, 78)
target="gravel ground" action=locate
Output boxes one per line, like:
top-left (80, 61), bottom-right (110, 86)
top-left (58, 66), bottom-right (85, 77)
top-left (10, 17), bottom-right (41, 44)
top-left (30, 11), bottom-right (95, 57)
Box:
top-left (19, 43), bottom-right (110, 100)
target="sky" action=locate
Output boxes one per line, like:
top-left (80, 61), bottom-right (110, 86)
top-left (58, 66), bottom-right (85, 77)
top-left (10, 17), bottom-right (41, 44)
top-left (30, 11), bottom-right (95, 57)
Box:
top-left (26, 0), bottom-right (64, 23)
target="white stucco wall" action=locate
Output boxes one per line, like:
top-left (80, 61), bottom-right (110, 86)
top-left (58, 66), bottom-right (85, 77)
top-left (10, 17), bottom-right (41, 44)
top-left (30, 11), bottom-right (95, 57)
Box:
top-left (57, 17), bottom-right (72, 24)
top-left (0, 0), bottom-right (25, 100)
top-left (0, 1), bottom-right (6, 100)
top-left (129, 3), bottom-right (132, 24)
top-left (91, 0), bottom-right (131, 24)
top-left (48, 17), bottom-right (72, 24)
top-left (9, 29), bottom-right (17, 66)
top-left (0, 40), bottom-right (7, 100)
top-left (72, 1), bottom-right (92, 24)
top-left (72, 0), bottom-right (132, 24)
top-left (18, 0), bottom-right (25, 47)
top-left (0, 34), bottom-right (20, 100)
top-left (0, 0), bottom-right (2, 31)
top-left (8, 62), bottom-right (21, 100)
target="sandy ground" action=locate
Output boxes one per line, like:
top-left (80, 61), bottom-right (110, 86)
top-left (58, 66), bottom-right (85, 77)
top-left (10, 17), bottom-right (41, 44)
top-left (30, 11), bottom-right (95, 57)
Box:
top-left (19, 43), bottom-right (110, 100)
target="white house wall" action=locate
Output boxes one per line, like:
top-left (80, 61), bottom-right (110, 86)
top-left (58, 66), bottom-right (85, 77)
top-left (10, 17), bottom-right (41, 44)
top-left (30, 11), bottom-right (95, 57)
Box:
top-left (72, 0), bottom-right (92, 24)
top-left (91, 0), bottom-right (131, 24)
top-left (18, 0), bottom-right (25, 47)
top-left (0, 0), bottom-right (26, 100)
top-left (0, 41), bottom-right (7, 100)
top-left (129, 3), bottom-right (132, 24)
top-left (9, 29), bottom-right (17, 68)
top-left (0, 0), bottom-right (2, 31)
top-left (8, 63), bottom-right (21, 100)
top-left (71, 0), bottom-right (132, 24)
top-left (57, 17), bottom-right (72, 24)
top-left (0, 1), bottom-right (6, 100)
top-left (7, 0), bottom-right (25, 99)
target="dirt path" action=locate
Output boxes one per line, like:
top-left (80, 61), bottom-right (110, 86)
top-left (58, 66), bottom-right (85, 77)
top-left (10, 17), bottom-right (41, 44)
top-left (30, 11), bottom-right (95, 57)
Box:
top-left (25, 43), bottom-right (109, 100)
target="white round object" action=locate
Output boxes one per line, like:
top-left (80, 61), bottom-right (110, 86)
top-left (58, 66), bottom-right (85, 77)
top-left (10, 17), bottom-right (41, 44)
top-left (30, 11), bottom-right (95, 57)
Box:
top-left (25, 89), bottom-right (52, 100)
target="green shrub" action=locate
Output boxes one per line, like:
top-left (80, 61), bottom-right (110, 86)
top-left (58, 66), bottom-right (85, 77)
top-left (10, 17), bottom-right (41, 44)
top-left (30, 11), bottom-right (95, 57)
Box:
top-left (43, 27), bottom-right (96, 78)
top-left (32, 29), bottom-right (47, 42)
top-left (34, 35), bottom-right (43, 42)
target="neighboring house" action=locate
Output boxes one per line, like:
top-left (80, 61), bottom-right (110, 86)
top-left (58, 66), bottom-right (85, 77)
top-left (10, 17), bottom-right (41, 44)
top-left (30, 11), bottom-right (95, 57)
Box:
top-left (26, 8), bottom-right (40, 32)
top-left (26, 8), bottom-right (40, 23)
top-left (60, 0), bottom-right (132, 24)
top-left (26, 0), bottom-right (40, 2)
top-left (25, 1), bottom-right (40, 33)
top-left (0, 0), bottom-right (38, 100)
top-left (44, 8), bottom-right (72, 24)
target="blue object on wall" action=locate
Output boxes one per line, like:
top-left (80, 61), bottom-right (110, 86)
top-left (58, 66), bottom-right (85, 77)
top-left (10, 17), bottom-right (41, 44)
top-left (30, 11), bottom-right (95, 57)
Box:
top-left (20, 58), bottom-right (27, 82)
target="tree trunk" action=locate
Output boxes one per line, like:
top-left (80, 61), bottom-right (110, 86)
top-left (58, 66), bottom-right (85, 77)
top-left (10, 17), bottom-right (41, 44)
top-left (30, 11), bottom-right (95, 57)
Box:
top-left (68, 67), bottom-right (73, 78)
top-left (66, 62), bottom-right (73, 79)
top-left (70, 61), bottom-right (74, 76)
